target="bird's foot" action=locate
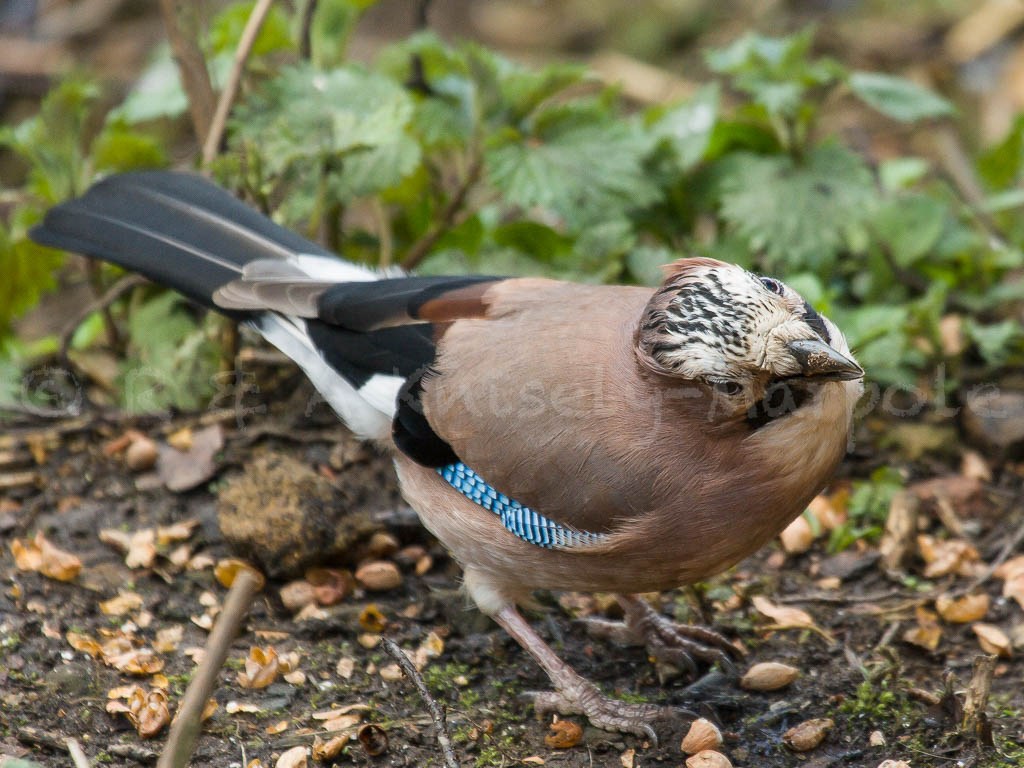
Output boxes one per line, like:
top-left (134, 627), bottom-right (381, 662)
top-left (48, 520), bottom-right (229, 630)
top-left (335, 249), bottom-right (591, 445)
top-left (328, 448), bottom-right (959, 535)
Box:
top-left (583, 594), bottom-right (742, 678)
top-left (529, 679), bottom-right (678, 744)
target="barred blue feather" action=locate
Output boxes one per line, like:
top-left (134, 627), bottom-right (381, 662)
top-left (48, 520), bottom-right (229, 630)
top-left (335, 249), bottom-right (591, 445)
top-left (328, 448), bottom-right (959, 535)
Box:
top-left (438, 463), bottom-right (608, 549)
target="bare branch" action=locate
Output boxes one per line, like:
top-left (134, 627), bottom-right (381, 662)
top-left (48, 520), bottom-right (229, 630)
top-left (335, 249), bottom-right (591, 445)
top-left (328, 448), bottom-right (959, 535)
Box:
top-left (401, 156), bottom-right (483, 271)
top-left (157, 0), bottom-right (216, 143)
top-left (202, 0), bottom-right (277, 169)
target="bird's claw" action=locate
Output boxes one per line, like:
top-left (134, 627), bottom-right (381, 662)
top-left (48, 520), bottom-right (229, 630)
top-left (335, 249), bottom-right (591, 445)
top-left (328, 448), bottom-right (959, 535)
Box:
top-left (526, 680), bottom-right (674, 746)
top-left (582, 598), bottom-right (743, 679)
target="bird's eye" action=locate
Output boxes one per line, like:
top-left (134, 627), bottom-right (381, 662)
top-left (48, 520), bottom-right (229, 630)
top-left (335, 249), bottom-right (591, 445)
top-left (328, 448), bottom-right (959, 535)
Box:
top-left (707, 378), bottom-right (742, 396)
top-left (760, 277), bottom-right (784, 295)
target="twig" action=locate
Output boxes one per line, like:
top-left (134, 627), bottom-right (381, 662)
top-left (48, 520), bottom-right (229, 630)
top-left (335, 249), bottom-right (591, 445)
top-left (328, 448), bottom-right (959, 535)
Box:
top-left (157, 0), bottom-right (216, 143)
top-left (962, 654), bottom-right (997, 737)
top-left (955, 510), bottom-right (1024, 596)
top-left (777, 589), bottom-right (906, 604)
top-left (108, 743), bottom-right (158, 764)
top-left (66, 738), bottom-right (92, 768)
top-left (299, 0), bottom-right (319, 59)
top-left (380, 636), bottom-right (460, 768)
top-left (201, 0), bottom-right (277, 169)
top-left (156, 569), bottom-right (262, 768)
top-left (58, 274), bottom-right (148, 365)
top-left (401, 156), bottom-right (483, 271)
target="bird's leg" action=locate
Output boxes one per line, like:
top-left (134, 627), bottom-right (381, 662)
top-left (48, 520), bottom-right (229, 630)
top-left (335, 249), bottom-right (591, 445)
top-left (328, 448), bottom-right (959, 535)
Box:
top-left (493, 604), bottom-right (675, 743)
top-left (582, 594), bottom-right (740, 677)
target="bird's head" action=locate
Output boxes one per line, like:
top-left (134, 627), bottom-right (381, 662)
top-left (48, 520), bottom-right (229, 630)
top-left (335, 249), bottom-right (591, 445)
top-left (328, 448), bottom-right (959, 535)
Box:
top-left (635, 258), bottom-right (863, 424)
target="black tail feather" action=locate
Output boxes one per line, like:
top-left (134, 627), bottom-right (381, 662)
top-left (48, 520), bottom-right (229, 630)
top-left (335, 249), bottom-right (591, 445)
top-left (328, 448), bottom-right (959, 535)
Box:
top-left (30, 171), bottom-right (331, 309)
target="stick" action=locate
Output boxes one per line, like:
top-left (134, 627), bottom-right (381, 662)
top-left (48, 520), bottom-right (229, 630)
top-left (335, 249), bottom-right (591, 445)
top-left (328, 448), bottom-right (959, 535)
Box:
top-left (201, 0), bottom-right (277, 168)
top-left (299, 0), bottom-right (319, 60)
top-left (157, 0), bottom-right (216, 143)
top-left (156, 568), bottom-right (262, 768)
top-left (380, 636), bottom-right (459, 768)
top-left (401, 157), bottom-right (482, 271)
top-left (66, 738), bottom-right (92, 768)
top-left (962, 653), bottom-right (997, 737)
top-left (58, 274), bottom-right (148, 365)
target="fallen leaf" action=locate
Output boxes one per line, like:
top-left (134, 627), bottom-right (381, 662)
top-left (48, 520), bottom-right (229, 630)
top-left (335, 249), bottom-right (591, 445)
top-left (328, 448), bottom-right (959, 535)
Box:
top-left (313, 734), bottom-right (349, 760)
top-left (106, 648), bottom-right (164, 676)
top-left (523, 758), bottom-right (546, 766)
top-left (413, 631), bottom-right (444, 670)
top-left (100, 528), bottom-right (157, 569)
top-left (266, 720), bottom-right (289, 735)
top-left (11, 533), bottom-right (82, 582)
top-left (1003, 570), bottom-right (1024, 610)
top-left (619, 749), bottom-right (634, 768)
top-left (274, 745), bottom-right (307, 768)
top-left (972, 623), bottom-right (1011, 657)
top-left (336, 657), bottom-right (355, 679)
top-left (201, 698), bottom-right (218, 721)
top-left (226, 700), bottom-right (261, 714)
top-left (283, 670), bottom-right (306, 685)
top-left (100, 590), bottom-right (144, 616)
top-left (917, 535), bottom-right (980, 578)
top-left (157, 424), bottom-right (223, 492)
top-left (322, 714), bottom-right (362, 731)
top-left (751, 596), bottom-right (833, 642)
top-left (936, 593), bottom-right (989, 623)
top-left (993, 555), bottom-right (1024, 581)
top-left (237, 646), bottom-right (281, 689)
top-left (156, 519), bottom-right (199, 546)
top-left (66, 631), bottom-right (102, 658)
top-left (154, 625), bottom-right (183, 653)
top-left (903, 606), bottom-right (942, 651)
top-left (544, 720), bottom-right (582, 749)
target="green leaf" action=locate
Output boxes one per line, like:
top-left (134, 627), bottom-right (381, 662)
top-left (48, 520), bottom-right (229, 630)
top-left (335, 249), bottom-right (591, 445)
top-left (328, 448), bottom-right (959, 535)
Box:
top-left (91, 122), bottom-right (168, 173)
top-left (646, 84), bottom-right (719, 171)
top-left (230, 63), bottom-right (415, 177)
top-left (978, 115), bottom-right (1024, 189)
top-left (108, 46), bottom-right (190, 124)
top-left (0, 210), bottom-right (65, 337)
top-left (485, 107), bottom-right (660, 231)
top-left (870, 194), bottom-right (945, 267)
top-left (878, 156), bottom-right (929, 192)
top-left (208, 1), bottom-right (294, 58)
top-left (965, 319), bottom-right (1024, 368)
top-left (849, 71), bottom-right (954, 122)
top-left (492, 221), bottom-right (572, 262)
top-left (715, 144), bottom-right (877, 270)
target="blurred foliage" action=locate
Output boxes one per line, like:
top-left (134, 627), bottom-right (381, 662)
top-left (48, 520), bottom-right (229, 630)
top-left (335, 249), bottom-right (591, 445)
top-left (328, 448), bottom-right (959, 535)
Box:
top-left (1, 3), bottom-right (1023, 414)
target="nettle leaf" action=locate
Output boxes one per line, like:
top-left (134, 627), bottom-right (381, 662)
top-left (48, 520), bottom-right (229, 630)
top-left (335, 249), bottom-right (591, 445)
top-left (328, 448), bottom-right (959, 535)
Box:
top-left (231, 64), bottom-right (414, 177)
top-left (646, 84), bottom-right (719, 172)
top-left (878, 156), bottom-right (930, 192)
top-left (91, 122), bottom-right (168, 174)
top-left (328, 134), bottom-right (422, 200)
top-left (871, 193), bottom-right (945, 267)
top-left (849, 71), bottom-right (954, 123)
top-left (208, 1), bottom-right (293, 58)
top-left (715, 144), bottom-right (876, 270)
top-left (485, 107), bottom-right (660, 231)
top-left (109, 46), bottom-right (190, 124)
top-left (0, 209), bottom-right (65, 336)
top-left (965, 319), bottom-right (1024, 368)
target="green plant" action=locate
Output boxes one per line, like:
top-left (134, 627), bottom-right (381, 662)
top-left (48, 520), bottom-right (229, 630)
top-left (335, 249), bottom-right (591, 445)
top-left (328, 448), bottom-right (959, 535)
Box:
top-left (2, 8), bottom-right (1022, 413)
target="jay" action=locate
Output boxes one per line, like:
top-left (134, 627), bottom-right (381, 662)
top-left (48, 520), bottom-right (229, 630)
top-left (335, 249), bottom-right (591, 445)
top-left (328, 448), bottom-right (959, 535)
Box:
top-left (32, 171), bottom-right (863, 740)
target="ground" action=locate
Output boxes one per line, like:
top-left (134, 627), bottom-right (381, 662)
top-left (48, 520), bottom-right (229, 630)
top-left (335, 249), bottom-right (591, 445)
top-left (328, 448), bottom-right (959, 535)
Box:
top-left (1, 380), bottom-right (1022, 768)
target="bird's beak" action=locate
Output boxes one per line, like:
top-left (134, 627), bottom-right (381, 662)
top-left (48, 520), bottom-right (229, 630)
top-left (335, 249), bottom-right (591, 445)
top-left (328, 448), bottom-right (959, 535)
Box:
top-left (786, 339), bottom-right (864, 381)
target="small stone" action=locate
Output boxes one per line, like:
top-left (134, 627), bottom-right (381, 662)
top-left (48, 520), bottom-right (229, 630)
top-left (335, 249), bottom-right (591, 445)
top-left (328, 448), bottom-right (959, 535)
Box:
top-left (740, 662), bottom-right (799, 691)
top-left (782, 718), bottom-right (833, 751)
top-left (355, 561), bottom-right (402, 591)
top-left (364, 532), bottom-right (399, 559)
top-left (962, 389), bottom-right (1024, 451)
top-left (685, 750), bottom-right (732, 768)
top-left (869, 730), bottom-right (886, 747)
top-left (125, 437), bottom-right (158, 472)
top-left (877, 761), bottom-right (911, 768)
top-left (680, 718), bottom-right (723, 755)
top-left (779, 515), bottom-right (814, 554)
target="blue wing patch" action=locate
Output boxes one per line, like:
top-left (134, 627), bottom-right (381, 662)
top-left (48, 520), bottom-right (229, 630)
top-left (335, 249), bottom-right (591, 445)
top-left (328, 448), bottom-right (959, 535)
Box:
top-left (438, 463), bottom-right (608, 549)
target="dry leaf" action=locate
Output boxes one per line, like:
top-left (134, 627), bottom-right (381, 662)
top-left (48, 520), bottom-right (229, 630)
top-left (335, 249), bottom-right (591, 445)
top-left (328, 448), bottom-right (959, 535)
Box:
top-left (266, 720), bottom-right (289, 735)
top-left (154, 625), bottom-right (183, 653)
top-left (523, 758), bottom-right (546, 767)
top-left (11, 533), bottom-right (82, 581)
top-left (283, 670), bottom-right (306, 686)
top-left (1003, 569), bottom-right (1024, 610)
top-left (167, 427), bottom-right (193, 452)
top-left (201, 698), bottom-right (218, 721)
top-left (237, 646), bottom-right (281, 689)
top-left (993, 555), bottom-right (1024, 580)
top-left (379, 663), bottom-right (403, 682)
top-left (313, 734), bottom-right (349, 761)
top-left (151, 674), bottom-right (169, 689)
top-left (100, 528), bottom-right (157, 569)
top-left (275, 745), bottom-right (307, 768)
top-left (751, 596), bottom-right (833, 642)
top-left (215, 558), bottom-right (265, 590)
top-left (903, 606), bottom-right (942, 651)
top-left (100, 590), bottom-right (144, 616)
top-left (413, 631), bottom-right (444, 670)
top-left (336, 657), bottom-right (355, 679)
top-left (67, 631), bottom-right (102, 658)
top-left (685, 751), bottom-right (732, 768)
top-left (936, 593), bottom-right (989, 623)
top-left (106, 648), bottom-right (164, 676)
top-left (681, 718), bottom-right (723, 754)
top-left (306, 568), bottom-right (352, 605)
top-left (322, 714), bottom-right (362, 731)
top-left (972, 623), bottom-right (1011, 657)
top-left (917, 535), bottom-right (980, 578)
top-left (226, 700), bottom-right (261, 714)
top-left (107, 686), bottom-right (171, 738)
top-left (544, 720), bottom-right (582, 749)
top-left (619, 748), bottom-right (634, 768)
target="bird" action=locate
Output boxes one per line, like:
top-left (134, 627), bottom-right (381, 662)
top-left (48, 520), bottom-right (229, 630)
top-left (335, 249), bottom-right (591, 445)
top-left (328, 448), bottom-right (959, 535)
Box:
top-left (32, 170), bottom-right (863, 741)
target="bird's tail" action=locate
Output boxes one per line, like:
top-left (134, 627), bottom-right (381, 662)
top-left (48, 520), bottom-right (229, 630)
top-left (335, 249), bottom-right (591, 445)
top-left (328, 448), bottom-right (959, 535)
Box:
top-left (31, 171), bottom-right (398, 439)
top-left (30, 171), bottom-right (377, 309)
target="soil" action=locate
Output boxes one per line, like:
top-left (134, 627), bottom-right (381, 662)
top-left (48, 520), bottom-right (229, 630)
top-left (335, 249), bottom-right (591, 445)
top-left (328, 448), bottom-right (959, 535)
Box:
top-left (1, 386), bottom-right (1023, 768)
